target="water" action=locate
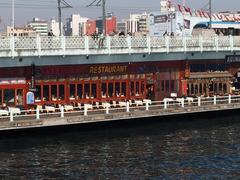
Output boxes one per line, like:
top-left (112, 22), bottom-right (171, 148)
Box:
top-left (0, 112), bottom-right (240, 179)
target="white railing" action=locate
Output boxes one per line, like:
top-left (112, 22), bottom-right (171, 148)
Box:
top-left (0, 35), bottom-right (240, 58)
top-left (1, 95), bottom-right (240, 123)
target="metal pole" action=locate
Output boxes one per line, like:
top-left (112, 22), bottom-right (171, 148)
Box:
top-left (209, 0), bottom-right (212, 28)
top-left (102, 0), bottom-right (106, 35)
top-left (12, 0), bottom-right (15, 33)
top-left (58, 0), bottom-right (62, 36)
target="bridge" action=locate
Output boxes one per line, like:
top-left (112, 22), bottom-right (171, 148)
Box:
top-left (0, 35), bottom-right (240, 58)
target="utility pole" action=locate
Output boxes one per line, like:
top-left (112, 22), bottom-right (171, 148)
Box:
top-left (209, 0), bottom-right (212, 28)
top-left (12, 0), bottom-right (15, 34)
top-left (58, 0), bottom-right (62, 36)
top-left (87, 0), bottom-right (106, 35)
top-left (57, 0), bottom-right (72, 36)
top-left (102, 0), bottom-right (106, 35)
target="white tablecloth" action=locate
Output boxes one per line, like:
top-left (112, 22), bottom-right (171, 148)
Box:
top-left (8, 107), bottom-right (21, 115)
top-left (0, 110), bottom-right (9, 116)
top-left (64, 105), bottom-right (74, 111)
top-left (45, 106), bottom-right (56, 113)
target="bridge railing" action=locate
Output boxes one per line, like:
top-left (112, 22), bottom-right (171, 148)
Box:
top-left (1, 35), bottom-right (240, 57)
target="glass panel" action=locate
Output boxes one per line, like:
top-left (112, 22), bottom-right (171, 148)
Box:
top-left (77, 84), bottom-right (83, 99)
top-left (166, 80), bottom-right (169, 92)
top-left (16, 89), bottom-right (23, 106)
top-left (43, 85), bottom-right (49, 101)
top-left (101, 83), bottom-right (107, 98)
top-left (0, 89), bottom-right (2, 105)
top-left (4, 89), bottom-right (15, 106)
top-left (219, 83), bottom-right (223, 91)
top-left (199, 84), bottom-right (203, 94)
top-left (59, 85), bottom-right (65, 100)
top-left (130, 82), bottom-right (134, 96)
top-left (92, 83), bottom-right (97, 98)
top-left (121, 82), bottom-right (126, 96)
top-left (161, 80), bottom-right (165, 91)
top-left (191, 84), bottom-right (194, 94)
top-left (84, 83), bottom-right (90, 99)
top-left (35, 85), bottom-right (42, 101)
top-left (171, 80), bottom-right (175, 92)
top-left (136, 82), bottom-right (140, 96)
top-left (223, 84), bottom-right (227, 93)
top-left (51, 85), bottom-right (57, 101)
top-left (70, 84), bottom-right (76, 99)
top-left (115, 82), bottom-right (120, 97)
top-left (108, 83), bottom-right (113, 97)
top-left (141, 81), bottom-right (145, 95)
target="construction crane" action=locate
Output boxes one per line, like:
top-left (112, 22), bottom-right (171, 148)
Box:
top-left (57, 0), bottom-right (72, 36)
top-left (87, 0), bottom-right (106, 35)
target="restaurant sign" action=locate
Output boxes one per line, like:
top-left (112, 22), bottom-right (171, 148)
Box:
top-left (225, 55), bottom-right (240, 63)
top-left (89, 65), bottom-right (128, 74)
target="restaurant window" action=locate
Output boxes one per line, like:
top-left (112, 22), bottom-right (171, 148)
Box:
top-left (214, 83), bottom-right (218, 93)
top-left (70, 84), bottom-right (76, 99)
top-left (166, 80), bottom-right (169, 92)
top-left (51, 85), bottom-right (57, 101)
top-left (136, 82), bottom-right (140, 96)
top-left (77, 84), bottom-right (83, 99)
top-left (108, 83), bottom-right (113, 97)
top-left (223, 84), bottom-right (227, 93)
top-left (131, 82), bottom-right (134, 96)
top-left (115, 82), bottom-right (120, 97)
top-left (4, 89), bottom-right (15, 106)
top-left (59, 85), bottom-right (65, 100)
top-left (141, 81), bottom-right (145, 95)
top-left (84, 83), bottom-right (90, 99)
top-left (16, 89), bottom-right (23, 106)
top-left (199, 84), bottom-right (203, 94)
top-left (121, 82), bottom-right (126, 96)
top-left (161, 80), bottom-right (165, 91)
top-left (191, 84), bottom-right (194, 94)
top-left (170, 80), bottom-right (175, 92)
top-left (102, 83), bottom-right (107, 98)
top-left (219, 83), bottom-right (223, 91)
top-left (195, 84), bottom-right (198, 94)
top-left (43, 85), bottom-right (49, 101)
top-left (187, 84), bottom-right (190, 95)
top-left (92, 83), bottom-right (97, 98)
top-left (35, 85), bottom-right (42, 101)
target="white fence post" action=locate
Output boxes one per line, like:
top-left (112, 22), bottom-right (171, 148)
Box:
top-left (146, 102), bottom-right (149, 111)
top-left (181, 98), bottom-right (184, 108)
top-left (229, 35), bottom-right (234, 52)
top-left (10, 36), bottom-right (15, 58)
top-left (36, 34), bottom-right (41, 57)
top-left (84, 104), bottom-right (88, 116)
top-left (165, 36), bottom-right (169, 53)
top-left (126, 101), bottom-right (130, 112)
top-left (106, 106), bottom-right (109, 114)
top-left (147, 35), bottom-right (151, 54)
top-left (199, 35), bottom-right (203, 53)
top-left (84, 36), bottom-right (89, 55)
top-left (60, 105), bottom-right (64, 118)
top-left (127, 35), bottom-right (132, 54)
top-left (215, 35), bottom-right (219, 52)
top-left (198, 97), bottom-right (201, 106)
top-left (36, 107), bottom-right (40, 120)
top-left (61, 36), bottom-right (66, 56)
top-left (214, 96), bottom-right (217, 105)
top-left (164, 99), bottom-right (167, 109)
top-left (107, 35), bottom-right (111, 55)
top-left (10, 111), bottom-right (13, 122)
top-left (228, 94), bottom-right (231, 104)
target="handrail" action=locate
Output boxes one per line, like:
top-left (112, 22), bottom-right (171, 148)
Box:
top-left (0, 35), bottom-right (240, 58)
top-left (1, 94), bottom-right (240, 122)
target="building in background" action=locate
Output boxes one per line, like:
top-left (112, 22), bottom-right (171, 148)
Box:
top-left (6, 26), bottom-right (36, 36)
top-left (65, 14), bottom-right (89, 36)
top-left (117, 20), bottom-right (127, 34)
top-left (27, 18), bottom-right (48, 36)
top-left (96, 12), bottom-right (117, 34)
top-left (126, 12), bottom-right (149, 35)
top-left (49, 19), bottom-right (63, 36)
top-left (85, 20), bottom-right (96, 36)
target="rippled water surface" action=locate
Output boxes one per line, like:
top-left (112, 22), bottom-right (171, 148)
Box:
top-left (0, 113), bottom-right (240, 179)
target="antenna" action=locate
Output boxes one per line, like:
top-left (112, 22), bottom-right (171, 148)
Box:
top-left (57, 0), bottom-right (72, 36)
top-left (87, 0), bottom-right (106, 35)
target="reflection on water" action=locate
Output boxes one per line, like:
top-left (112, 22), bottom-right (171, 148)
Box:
top-left (0, 113), bottom-right (240, 179)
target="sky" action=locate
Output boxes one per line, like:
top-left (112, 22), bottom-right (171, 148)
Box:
top-left (0, 0), bottom-right (239, 28)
